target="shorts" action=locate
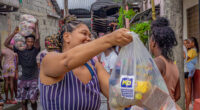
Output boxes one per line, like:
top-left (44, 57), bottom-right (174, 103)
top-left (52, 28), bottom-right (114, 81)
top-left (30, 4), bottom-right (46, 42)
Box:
top-left (187, 58), bottom-right (197, 77)
top-left (16, 79), bottom-right (39, 101)
top-left (189, 70), bottom-right (196, 78)
top-left (2, 63), bottom-right (16, 78)
top-left (185, 72), bottom-right (189, 78)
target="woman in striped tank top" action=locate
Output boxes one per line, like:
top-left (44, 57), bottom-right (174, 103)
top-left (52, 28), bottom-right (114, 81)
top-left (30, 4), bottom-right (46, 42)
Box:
top-left (39, 15), bottom-right (133, 110)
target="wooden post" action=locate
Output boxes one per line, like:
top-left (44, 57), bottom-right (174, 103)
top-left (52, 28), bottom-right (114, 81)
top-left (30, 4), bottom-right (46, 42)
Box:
top-left (125, 5), bottom-right (130, 29)
top-left (122, 0), bottom-right (129, 29)
top-left (151, 0), bottom-right (156, 20)
top-left (122, 0), bottom-right (126, 9)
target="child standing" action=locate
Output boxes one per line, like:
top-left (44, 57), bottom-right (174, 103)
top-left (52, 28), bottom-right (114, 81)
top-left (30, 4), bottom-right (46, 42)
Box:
top-left (0, 48), bottom-right (18, 104)
top-left (185, 37), bottom-right (199, 110)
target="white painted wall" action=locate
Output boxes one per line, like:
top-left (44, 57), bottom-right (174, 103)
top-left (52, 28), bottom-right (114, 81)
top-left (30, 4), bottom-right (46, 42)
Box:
top-left (183, 0), bottom-right (198, 39)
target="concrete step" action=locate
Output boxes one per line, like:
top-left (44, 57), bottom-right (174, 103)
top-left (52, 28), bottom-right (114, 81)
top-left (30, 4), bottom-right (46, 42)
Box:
top-left (3, 103), bottom-right (21, 110)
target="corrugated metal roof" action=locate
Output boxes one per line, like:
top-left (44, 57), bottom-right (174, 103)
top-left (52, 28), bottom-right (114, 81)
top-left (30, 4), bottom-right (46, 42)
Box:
top-left (91, 0), bottom-right (120, 11)
top-left (68, 0), bottom-right (97, 10)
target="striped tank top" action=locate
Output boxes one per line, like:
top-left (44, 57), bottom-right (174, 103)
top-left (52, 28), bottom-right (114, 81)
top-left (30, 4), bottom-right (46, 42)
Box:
top-left (40, 60), bottom-right (101, 110)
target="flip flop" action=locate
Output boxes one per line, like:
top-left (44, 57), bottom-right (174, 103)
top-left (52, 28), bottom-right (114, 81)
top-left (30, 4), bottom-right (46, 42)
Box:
top-left (5, 100), bottom-right (10, 104)
top-left (10, 100), bottom-right (17, 104)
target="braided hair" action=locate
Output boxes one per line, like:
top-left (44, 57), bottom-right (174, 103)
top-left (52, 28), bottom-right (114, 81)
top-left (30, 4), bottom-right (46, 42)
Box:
top-left (151, 17), bottom-right (178, 61)
top-left (57, 15), bottom-right (84, 51)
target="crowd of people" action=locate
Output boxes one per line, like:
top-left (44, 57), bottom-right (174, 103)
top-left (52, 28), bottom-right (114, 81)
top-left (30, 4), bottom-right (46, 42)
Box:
top-left (0, 15), bottom-right (199, 110)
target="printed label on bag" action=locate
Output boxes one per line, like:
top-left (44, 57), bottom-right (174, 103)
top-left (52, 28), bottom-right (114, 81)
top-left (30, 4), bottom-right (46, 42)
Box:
top-left (120, 75), bottom-right (135, 99)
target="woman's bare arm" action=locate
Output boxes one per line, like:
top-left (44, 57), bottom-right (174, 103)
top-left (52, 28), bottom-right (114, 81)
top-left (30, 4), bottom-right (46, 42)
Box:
top-left (41, 29), bottom-right (132, 78)
top-left (95, 62), bottom-right (110, 99)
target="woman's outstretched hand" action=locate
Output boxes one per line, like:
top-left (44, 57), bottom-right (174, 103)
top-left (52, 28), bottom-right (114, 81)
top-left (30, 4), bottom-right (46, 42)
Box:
top-left (107, 28), bottom-right (133, 47)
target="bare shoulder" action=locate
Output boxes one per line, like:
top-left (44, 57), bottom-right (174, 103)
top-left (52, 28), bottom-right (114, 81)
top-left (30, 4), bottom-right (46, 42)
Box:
top-left (154, 57), bottom-right (166, 76)
top-left (42, 52), bottom-right (62, 63)
top-left (40, 52), bottom-right (66, 85)
top-left (41, 52), bottom-right (63, 72)
top-left (154, 57), bottom-right (165, 65)
top-left (40, 66), bottom-right (64, 85)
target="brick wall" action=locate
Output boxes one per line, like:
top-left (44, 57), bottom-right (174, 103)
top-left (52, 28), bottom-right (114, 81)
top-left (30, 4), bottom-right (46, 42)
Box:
top-left (0, 0), bottom-right (60, 49)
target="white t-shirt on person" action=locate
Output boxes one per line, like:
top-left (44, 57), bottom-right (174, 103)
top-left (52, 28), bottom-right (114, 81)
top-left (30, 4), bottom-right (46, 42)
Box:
top-left (100, 51), bottom-right (118, 74)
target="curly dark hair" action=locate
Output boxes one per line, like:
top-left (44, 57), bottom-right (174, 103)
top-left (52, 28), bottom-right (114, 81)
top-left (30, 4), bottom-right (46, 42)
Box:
top-left (57, 15), bottom-right (84, 51)
top-left (151, 17), bottom-right (178, 61)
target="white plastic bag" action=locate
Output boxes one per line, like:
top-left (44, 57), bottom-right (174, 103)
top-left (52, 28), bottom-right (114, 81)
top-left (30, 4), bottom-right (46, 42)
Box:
top-left (19, 21), bottom-right (35, 37)
top-left (14, 33), bottom-right (26, 51)
top-left (19, 14), bottom-right (36, 37)
top-left (109, 32), bottom-right (177, 110)
top-left (20, 14), bottom-right (37, 24)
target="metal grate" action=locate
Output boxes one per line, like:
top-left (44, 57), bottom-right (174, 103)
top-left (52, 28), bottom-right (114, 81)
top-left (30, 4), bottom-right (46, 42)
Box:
top-left (187, 4), bottom-right (200, 45)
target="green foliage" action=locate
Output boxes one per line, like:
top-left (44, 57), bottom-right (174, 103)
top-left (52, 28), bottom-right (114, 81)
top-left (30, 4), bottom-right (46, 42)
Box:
top-left (124, 9), bottom-right (136, 20)
top-left (117, 7), bottom-right (136, 28)
top-left (118, 7), bottom-right (124, 28)
top-left (130, 22), bottom-right (151, 44)
top-left (117, 7), bottom-right (151, 44)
